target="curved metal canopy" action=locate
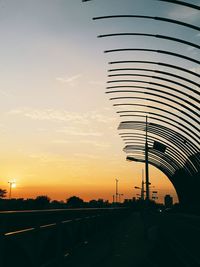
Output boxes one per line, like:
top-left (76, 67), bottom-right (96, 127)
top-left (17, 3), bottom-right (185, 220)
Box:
top-left (117, 111), bottom-right (199, 146)
top-left (118, 121), bottom-right (200, 174)
top-left (156, 0), bottom-right (200, 10)
top-left (105, 48), bottom-right (200, 65)
top-left (93, 15), bottom-right (200, 31)
top-left (108, 73), bottom-right (200, 97)
top-left (109, 61), bottom-right (200, 78)
top-left (113, 103), bottom-right (199, 139)
top-left (110, 96), bottom-right (199, 125)
top-left (82, 0), bottom-right (200, 205)
top-left (98, 33), bottom-right (200, 50)
top-left (106, 81), bottom-right (200, 103)
top-left (108, 68), bottom-right (200, 89)
top-left (83, 0), bottom-right (200, 10)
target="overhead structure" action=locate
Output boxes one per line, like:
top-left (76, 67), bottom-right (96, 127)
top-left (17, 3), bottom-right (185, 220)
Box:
top-left (82, 0), bottom-right (200, 209)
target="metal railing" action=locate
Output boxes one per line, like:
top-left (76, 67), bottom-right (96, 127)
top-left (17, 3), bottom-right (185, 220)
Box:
top-left (0, 207), bottom-right (129, 267)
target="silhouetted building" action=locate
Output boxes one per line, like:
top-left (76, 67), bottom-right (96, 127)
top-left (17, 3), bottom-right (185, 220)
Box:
top-left (164, 194), bottom-right (173, 208)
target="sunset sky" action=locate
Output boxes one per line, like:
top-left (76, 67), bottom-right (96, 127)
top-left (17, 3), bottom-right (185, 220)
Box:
top-left (0, 0), bottom-right (199, 203)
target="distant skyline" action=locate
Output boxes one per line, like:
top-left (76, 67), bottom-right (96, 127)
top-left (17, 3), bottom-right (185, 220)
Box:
top-left (1, 0), bottom-right (199, 203)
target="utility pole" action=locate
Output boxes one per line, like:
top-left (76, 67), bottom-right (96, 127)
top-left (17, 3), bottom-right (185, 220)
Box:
top-left (8, 181), bottom-right (15, 199)
top-left (9, 182), bottom-right (12, 199)
top-left (145, 116), bottom-right (150, 201)
top-left (112, 194), bottom-right (115, 203)
top-left (141, 169), bottom-right (145, 200)
top-left (116, 179), bottom-right (119, 203)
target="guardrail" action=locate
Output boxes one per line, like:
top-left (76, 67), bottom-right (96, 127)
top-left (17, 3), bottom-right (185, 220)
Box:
top-left (0, 208), bottom-right (129, 267)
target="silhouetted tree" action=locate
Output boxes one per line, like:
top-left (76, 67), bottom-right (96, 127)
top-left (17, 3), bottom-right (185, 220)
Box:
top-left (0, 189), bottom-right (7, 198)
top-left (51, 200), bottom-right (65, 209)
top-left (66, 196), bottom-right (84, 208)
top-left (35, 195), bottom-right (50, 209)
top-left (89, 199), bottom-right (109, 208)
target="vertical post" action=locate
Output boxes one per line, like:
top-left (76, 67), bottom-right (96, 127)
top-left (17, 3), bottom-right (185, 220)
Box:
top-left (116, 179), bottom-right (118, 203)
top-left (145, 116), bottom-right (150, 201)
top-left (8, 181), bottom-right (15, 199)
top-left (112, 194), bottom-right (115, 203)
top-left (8, 182), bottom-right (12, 199)
top-left (141, 169), bottom-right (145, 200)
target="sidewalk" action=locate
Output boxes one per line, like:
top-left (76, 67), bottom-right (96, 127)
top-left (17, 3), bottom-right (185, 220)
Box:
top-left (65, 212), bottom-right (157, 267)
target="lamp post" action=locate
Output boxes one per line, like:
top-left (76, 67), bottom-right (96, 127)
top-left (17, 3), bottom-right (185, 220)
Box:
top-left (145, 116), bottom-right (150, 201)
top-left (115, 179), bottom-right (119, 203)
top-left (126, 117), bottom-right (150, 202)
top-left (141, 169), bottom-right (145, 200)
top-left (134, 185), bottom-right (145, 200)
top-left (135, 183), bottom-right (145, 200)
top-left (8, 181), bottom-right (16, 199)
top-left (126, 120), bottom-right (150, 203)
top-left (112, 194), bottom-right (115, 203)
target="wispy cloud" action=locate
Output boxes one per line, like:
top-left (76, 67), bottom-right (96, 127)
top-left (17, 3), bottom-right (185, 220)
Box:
top-left (0, 89), bottom-right (13, 97)
top-left (57, 127), bottom-right (103, 137)
top-left (8, 108), bottom-right (117, 125)
top-left (51, 140), bottom-right (70, 144)
top-left (8, 108), bottom-right (89, 124)
top-left (29, 153), bottom-right (67, 163)
top-left (79, 140), bottom-right (110, 149)
top-left (56, 74), bottom-right (82, 87)
top-left (89, 80), bottom-right (105, 86)
top-left (73, 153), bottom-right (99, 159)
top-left (50, 134), bottom-right (110, 150)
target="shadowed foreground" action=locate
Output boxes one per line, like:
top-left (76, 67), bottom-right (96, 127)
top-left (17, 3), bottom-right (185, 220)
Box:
top-left (65, 211), bottom-right (200, 267)
top-left (65, 212), bottom-right (156, 267)
top-left (2, 208), bottom-right (199, 267)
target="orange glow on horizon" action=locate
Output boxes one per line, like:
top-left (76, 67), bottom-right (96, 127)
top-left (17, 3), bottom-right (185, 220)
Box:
top-left (3, 163), bottom-right (178, 204)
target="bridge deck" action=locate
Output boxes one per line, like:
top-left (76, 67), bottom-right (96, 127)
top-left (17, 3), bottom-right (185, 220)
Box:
top-left (65, 212), bottom-right (156, 267)
top-left (1, 209), bottom-right (199, 266)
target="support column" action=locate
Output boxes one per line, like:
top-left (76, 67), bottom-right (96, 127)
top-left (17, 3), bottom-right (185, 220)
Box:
top-left (116, 179), bottom-right (118, 203)
top-left (145, 116), bottom-right (150, 201)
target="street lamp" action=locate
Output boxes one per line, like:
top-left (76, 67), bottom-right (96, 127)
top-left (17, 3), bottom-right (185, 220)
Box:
top-left (145, 116), bottom-right (150, 201)
top-left (134, 184), bottom-right (145, 200)
top-left (127, 156), bottom-right (143, 163)
top-left (126, 116), bottom-right (150, 201)
top-left (112, 194), bottom-right (115, 203)
top-left (8, 181), bottom-right (16, 199)
top-left (126, 155), bottom-right (150, 201)
top-left (115, 179), bottom-right (119, 203)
